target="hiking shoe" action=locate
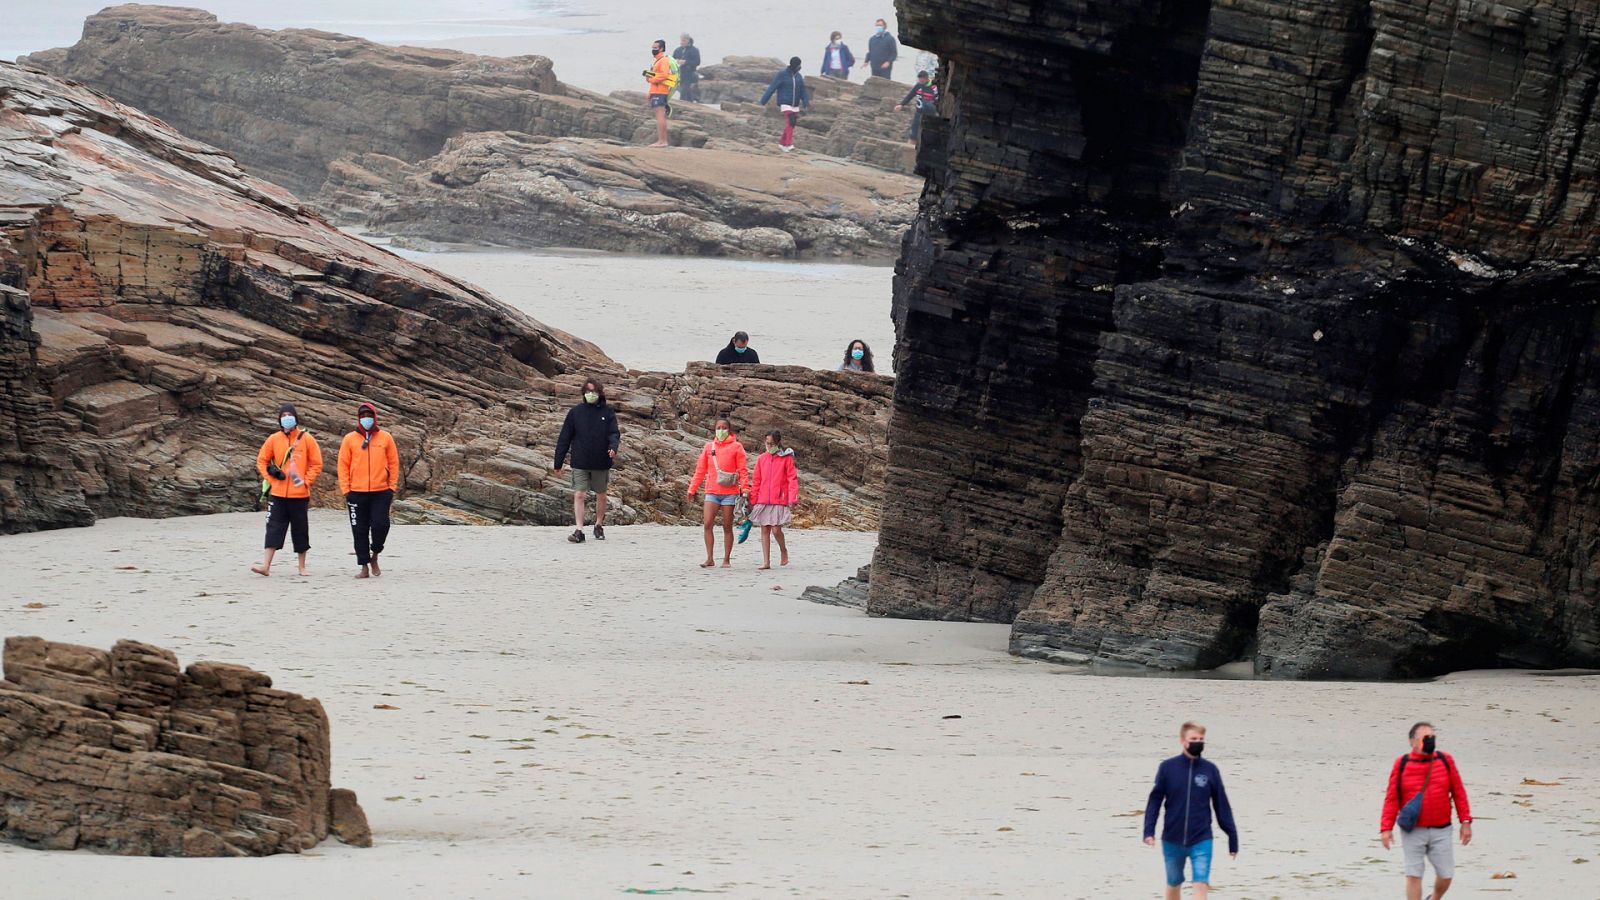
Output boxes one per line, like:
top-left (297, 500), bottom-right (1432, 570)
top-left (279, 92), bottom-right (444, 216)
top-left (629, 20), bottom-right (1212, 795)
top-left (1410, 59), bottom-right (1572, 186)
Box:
top-left (593, 525), bottom-right (606, 541)
top-left (568, 529), bottom-right (585, 543)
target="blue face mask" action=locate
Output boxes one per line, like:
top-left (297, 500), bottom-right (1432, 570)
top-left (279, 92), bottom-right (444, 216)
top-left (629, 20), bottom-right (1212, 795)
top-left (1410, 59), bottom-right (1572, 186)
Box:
top-left (851, 348), bottom-right (864, 360)
top-left (876, 25), bottom-right (885, 33)
top-left (359, 416), bottom-right (375, 430)
top-left (280, 415), bottom-right (296, 431)
top-left (734, 346), bottom-right (747, 353)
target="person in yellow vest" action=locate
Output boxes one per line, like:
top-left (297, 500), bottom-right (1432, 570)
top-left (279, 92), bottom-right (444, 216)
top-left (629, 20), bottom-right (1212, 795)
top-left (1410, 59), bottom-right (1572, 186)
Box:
top-left (252, 403), bottom-right (323, 577)
top-left (338, 401), bottom-right (401, 579)
top-left (643, 38), bottom-right (675, 147)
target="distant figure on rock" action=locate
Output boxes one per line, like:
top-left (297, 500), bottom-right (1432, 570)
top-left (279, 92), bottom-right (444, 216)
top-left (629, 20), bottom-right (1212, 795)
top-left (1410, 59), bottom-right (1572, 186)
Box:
top-left (338, 402), bottom-right (400, 579)
top-left (673, 34), bottom-right (702, 103)
top-left (1380, 722), bottom-right (1473, 900)
top-left (687, 417), bottom-right (750, 568)
top-left (716, 331), bottom-right (761, 364)
top-left (750, 430), bottom-right (799, 569)
top-left (821, 32), bottom-right (855, 79)
top-left (252, 403), bottom-right (323, 577)
top-left (865, 18), bottom-right (897, 79)
top-left (759, 58), bottom-right (811, 153)
top-left (838, 338), bottom-right (875, 372)
top-left (896, 72), bottom-right (938, 142)
top-left (553, 378), bottom-right (621, 544)
top-left (643, 38), bottom-right (676, 147)
top-left (1143, 721), bottom-right (1239, 900)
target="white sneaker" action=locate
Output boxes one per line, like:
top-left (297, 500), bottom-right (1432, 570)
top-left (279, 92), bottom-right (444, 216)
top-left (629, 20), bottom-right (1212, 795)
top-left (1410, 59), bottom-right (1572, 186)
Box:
top-left (780, 145), bottom-right (792, 152)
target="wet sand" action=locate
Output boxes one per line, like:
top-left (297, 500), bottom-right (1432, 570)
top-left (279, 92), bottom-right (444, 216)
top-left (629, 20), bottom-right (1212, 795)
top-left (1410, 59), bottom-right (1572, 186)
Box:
top-left (399, 247), bottom-right (897, 374)
top-left (2, 513), bottom-right (1597, 897)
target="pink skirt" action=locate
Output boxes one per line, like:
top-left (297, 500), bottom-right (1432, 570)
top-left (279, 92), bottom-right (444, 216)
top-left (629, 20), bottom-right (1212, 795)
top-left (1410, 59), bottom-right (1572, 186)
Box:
top-left (749, 503), bottom-right (792, 526)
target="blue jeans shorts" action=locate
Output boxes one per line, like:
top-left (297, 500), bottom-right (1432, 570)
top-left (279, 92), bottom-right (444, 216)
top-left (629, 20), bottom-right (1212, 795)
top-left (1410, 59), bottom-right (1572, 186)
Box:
top-left (704, 493), bottom-right (738, 506)
top-left (1162, 839), bottom-right (1213, 886)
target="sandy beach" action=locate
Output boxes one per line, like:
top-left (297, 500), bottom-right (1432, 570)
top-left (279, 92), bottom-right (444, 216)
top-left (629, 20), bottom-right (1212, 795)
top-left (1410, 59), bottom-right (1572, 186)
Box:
top-left (398, 248), bottom-right (897, 374)
top-left (2, 512), bottom-right (1596, 898)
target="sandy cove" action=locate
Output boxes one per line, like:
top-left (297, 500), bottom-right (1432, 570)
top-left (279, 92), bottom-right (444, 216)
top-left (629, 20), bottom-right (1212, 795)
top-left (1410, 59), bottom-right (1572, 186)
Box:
top-left (1, 512), bottom-right (1596, 898)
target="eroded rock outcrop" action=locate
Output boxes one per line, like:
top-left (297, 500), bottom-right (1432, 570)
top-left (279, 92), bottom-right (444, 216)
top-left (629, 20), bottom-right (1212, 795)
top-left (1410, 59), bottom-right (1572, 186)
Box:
top-left (320, 133), bottom-right (916, 259)
top-left (0, 62), bottom-right (891, 533)
top-left (871, 0), bottom-right (1600, 678)
top-left (21, 6), bottom-right (920, 258)
top-left (0, 636), bottom-right (366, 855)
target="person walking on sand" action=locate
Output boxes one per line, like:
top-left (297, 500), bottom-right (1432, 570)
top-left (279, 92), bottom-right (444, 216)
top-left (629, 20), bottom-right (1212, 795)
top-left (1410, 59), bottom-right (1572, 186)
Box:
top-left (252, 403), bottom-right (323, 577)
top-left (820, 31), bottom-right (854, 79)
top-left (715, 331), bottom-right (761, 364)
top-left (1381, 722), bottom-right (1472, 900)
top-left (838, 338), bottom-right (875, 372)
top-left (643, 38), bottom-right (675, 147)
top-left (673, 34), bottom-right (702, 103)
top-left (749, 430), bottom-right (798, 569)
top-left (687, 417), bottom-right (749, 568)
top-left (865, 18), bottom-right (897, 79)
top-left (896, 71), bottom-right (939, 141)
top-left (553, 378), bottom-right (621, 544)
top-left (1143, 721), bottom-right (1239, 900)
top-left (338, 401), bottom-right (399, 579)
top-left (759, 58), bottom-right (810, 153)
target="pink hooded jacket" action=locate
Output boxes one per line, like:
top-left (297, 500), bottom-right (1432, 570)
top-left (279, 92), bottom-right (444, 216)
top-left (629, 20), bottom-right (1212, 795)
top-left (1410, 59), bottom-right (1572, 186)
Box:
top-left (750, 448), bottom-right (799, 506)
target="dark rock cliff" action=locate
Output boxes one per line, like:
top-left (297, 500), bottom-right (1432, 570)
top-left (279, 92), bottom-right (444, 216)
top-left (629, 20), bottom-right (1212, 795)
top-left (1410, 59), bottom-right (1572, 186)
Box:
top-left (871, 0), bottom-right (1600, 678)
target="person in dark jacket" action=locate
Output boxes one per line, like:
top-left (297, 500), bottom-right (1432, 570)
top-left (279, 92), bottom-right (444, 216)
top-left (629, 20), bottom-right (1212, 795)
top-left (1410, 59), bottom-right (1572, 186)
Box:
top-left (673, 34), bottom-right (702, 102)
top-left (820, 32), bottom-right (854, 79)
top-left (553, 378), bottom-right (621, 543)
top-left (1143, 721), bottom-right (1239, 900)
top-left (865, 18), bottom-right (897, 79)
top-left (1380, 722), bottom-right (1472, 900)
top-left (715, 331), bottom-right (760, 365)
top-left (759, 58), bottom-right (811, 151)
top-left (896, 71), bottom-right (938, 141)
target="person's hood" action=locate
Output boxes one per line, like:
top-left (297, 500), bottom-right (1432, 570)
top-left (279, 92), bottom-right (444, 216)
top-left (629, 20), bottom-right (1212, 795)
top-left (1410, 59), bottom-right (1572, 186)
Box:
top-left (771, 447), bottom-right (794, 458)
top-left (357, 402), bottom-right (379, 436)
top-left (713, 433), bottom-right (739, 445)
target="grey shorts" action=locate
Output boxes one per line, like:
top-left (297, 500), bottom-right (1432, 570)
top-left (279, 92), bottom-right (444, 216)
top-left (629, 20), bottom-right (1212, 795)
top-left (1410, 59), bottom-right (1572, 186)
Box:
top-left (572, 468), bottom-right (610, 493)
top-left (1401, 826), bottom-right (1454, 879)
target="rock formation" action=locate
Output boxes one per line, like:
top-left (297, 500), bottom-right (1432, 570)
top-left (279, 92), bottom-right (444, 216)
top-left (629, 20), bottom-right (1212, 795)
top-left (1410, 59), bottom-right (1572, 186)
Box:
top-left (0, 636), bottom-right (368, 855)
top-left (21, 6), bottom-right (921, 258)
top-left (0, 62), bottom-right (891, 534)
top-left (319, 133), bottom-right (915, 259)
top-left (870, 0), bottom-right (1600, 678)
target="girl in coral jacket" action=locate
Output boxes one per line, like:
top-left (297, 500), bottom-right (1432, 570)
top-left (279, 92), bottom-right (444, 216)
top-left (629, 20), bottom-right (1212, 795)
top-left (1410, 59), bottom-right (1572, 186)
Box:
top-left (687, 417), bottom-right (750, 568)
top-left (749, 429), bottom-right (800, 569)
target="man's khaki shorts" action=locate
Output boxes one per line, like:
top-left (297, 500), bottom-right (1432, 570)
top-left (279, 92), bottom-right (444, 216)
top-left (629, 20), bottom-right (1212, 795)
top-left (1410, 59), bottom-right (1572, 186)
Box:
top-left (572, 469), bottom-right (610, 493)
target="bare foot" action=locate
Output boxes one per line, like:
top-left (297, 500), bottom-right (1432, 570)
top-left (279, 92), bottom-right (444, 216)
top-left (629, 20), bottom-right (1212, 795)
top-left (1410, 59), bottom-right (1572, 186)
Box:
top-left (370, 554), bottom-right (382, 576)
top-left (720, 561), bottom-right (732, 568)
top-left (250, 565), bottom-right (270, 577)
top-left (650, 141), bottom-right (669, 148)
top-left (700, 560), bottom-right (716, 568)
top-left (354, 565), bottom-right (370, 579)
top-left (780, 556), bottom-right (790, 566)
top-left (758, 564), bottom-right (771, 570)
top-left (298, 568), bottom-right (310, 577)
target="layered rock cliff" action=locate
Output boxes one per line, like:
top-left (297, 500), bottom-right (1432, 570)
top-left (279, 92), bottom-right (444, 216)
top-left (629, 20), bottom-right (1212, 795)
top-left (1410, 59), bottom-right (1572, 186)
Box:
top-left (0, 62), bottom-right (890, 534)
top-left (871, 0), bottom-right (1600, 678)
top-left (1, 636), bottom-right (369, 855)
top-left (22, 6), bottom-right (921, 259)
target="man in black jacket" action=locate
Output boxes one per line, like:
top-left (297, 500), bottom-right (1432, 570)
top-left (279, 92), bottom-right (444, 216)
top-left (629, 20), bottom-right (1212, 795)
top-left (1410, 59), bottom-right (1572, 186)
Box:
top-left (553, 378), bottom-right (621, 543)
top-left (866, 18), bottom-right (897, 79)
top-left (715, 331), bottom-right (761, 364)
top-left (673, 34), bottom-right (702, 103)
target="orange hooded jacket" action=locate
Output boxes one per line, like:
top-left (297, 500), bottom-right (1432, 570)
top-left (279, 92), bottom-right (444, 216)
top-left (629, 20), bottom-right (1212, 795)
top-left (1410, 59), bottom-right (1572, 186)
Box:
top-left (688, 435), bottom-right (750, 496)
top-left (256, 427), bottom-right (323, 499)
top-left (338, 404), bottom-right (400, 494)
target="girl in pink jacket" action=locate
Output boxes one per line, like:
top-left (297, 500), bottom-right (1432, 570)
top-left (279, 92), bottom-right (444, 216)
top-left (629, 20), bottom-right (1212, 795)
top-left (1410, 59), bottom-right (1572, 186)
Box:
top-left (687, 417), bottom-right (750, 568)
top-left (749, 429), bottom-right (799, 569)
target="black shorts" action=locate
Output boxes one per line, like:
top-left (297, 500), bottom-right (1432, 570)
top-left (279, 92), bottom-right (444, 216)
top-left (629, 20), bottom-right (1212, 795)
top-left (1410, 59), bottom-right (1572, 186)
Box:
top-left (650, 94), bottom-right (669, 108)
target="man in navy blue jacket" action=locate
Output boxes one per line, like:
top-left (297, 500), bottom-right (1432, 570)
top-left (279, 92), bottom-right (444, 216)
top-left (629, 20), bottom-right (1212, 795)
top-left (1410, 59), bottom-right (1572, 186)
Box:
top-left (1143, 721), bottom-right (1240, 900)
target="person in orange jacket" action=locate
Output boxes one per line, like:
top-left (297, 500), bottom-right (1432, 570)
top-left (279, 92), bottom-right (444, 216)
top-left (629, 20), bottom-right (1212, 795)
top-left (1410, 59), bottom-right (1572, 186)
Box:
top-left (644, 38), bottom-right (674, 148)
top-left (338, 401), bottom-right (401, 579)
top-left (252, 403), bottom-right (323, 577)
top-left (686, 416), bottom-right (750, 568)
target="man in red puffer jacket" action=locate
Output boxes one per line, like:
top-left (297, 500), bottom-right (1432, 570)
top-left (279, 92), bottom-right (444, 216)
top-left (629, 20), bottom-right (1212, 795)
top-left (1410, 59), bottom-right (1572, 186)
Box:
top-left (1380, 722), bottom-right (1473, 900)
